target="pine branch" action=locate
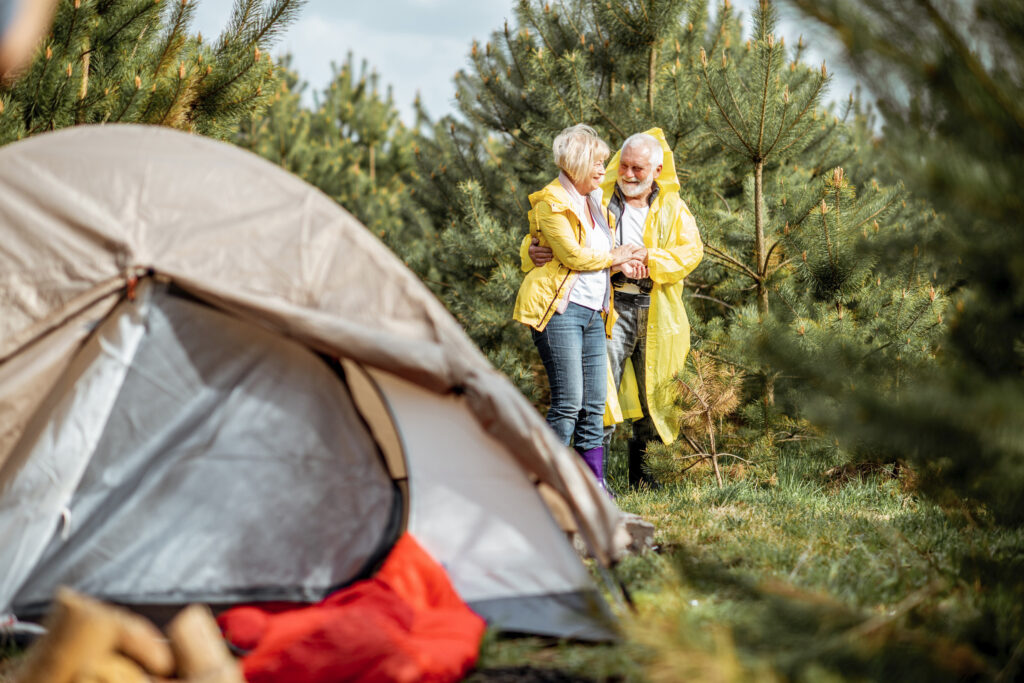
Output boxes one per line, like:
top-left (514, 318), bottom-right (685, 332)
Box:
top-left (771, 72), bottom-right (827, 156)
top-left (705, 243), bottom-right (761, 281)
top-left (219, 0), bottom-right (260, 52)
top-left (701, 55), bottom-right (756, 157)
top-left (592, 98), bottom-right (625, 138)
top-left (150, 0), bottom-right (193, 82)
top-left (763, 97), bottom-right (793, 157)
top-left (569, 52), bottom-right (586, 123)
top-left (533, 47), bottom-right (578, 124)
top-left (97, 1), bottom-right (158, 51)
top-left (757, 39), bottom-right (776, 155)
top-left (712, 189), bottom-right (732, 213)
top-left (851, 195), bottom-right (900, 232)
top-left (686, 292), bottom-right (735, 310)
top-left (678, 452), bottom-right (748, 474)
top-left (26, 43), bottom-right (54, 125)
top-left (722, 67), bottom-right (753, 145)
top-left (62, 1), bottom-right (81, 51)
top-left (502, 22), bottom-right (527, 85)
top-left (765, 257), bottom-right (793, 279)
top-left (601, 1), bottom-right (643, 37)
top-left (251, 0), bottom-right (304, 49)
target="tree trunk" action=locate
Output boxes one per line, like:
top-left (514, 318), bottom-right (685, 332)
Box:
top-left (753, 157), bottom-right (775, 407)
top-left (706, 414), bottom-right (724, 488)
top-left (647, 43), bottom-right (658, 111)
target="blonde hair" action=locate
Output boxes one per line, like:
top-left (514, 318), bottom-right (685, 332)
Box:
top-left (552, 124), bottom-right (609, 184)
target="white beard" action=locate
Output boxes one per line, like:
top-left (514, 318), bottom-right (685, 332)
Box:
top-left (618, 174), bottom-right (654, 198)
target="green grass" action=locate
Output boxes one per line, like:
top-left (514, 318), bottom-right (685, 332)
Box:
top-left (474, 450), bottom-right (1024, 682)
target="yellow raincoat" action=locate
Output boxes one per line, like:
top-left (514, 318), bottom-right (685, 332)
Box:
top-left (602, 128), bottom-right (703, 443)
top-left (520, 129), bottom-right (703, 444)
top-left (513, 178), bottom-right (616, 333)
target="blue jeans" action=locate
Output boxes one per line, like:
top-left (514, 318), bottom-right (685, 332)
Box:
top-left (532, 303), bottom-right (608, 451)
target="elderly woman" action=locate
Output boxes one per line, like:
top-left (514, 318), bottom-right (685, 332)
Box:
top-left (513, 124), bottom-right (640, 490)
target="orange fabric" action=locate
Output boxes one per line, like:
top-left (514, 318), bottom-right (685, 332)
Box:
top-left (217, 534), bottom-right (486, 683)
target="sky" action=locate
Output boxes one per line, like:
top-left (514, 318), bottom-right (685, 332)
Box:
top-left (192, 0), bottom-right (858, 124)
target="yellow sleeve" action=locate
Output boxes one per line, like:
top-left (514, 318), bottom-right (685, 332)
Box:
top-left (647, 201), bottom-right (703, 284)
top-left (519, 233), bottom-right (534, 273)
top-left (535, 202), bottom-right (613, 272)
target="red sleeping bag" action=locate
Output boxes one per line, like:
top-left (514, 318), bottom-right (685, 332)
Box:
top-left (217, 533), bottom-right (486, 683)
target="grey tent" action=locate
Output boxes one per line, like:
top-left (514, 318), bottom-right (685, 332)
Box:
top-left (0, 125), bottom-right (627, 640)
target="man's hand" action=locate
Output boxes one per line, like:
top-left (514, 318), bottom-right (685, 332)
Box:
top-left (634, 247), bottom-right (649, 265)
top-left (529, 237), bottom-right (554, 267)
top-left (619, 260), bottom-right (648, 279)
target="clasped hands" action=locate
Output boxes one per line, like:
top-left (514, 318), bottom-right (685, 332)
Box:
top-left (528, 237), bottom-right (649, 278)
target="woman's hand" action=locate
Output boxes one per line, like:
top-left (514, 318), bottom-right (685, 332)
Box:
top-left (610, 244), bottom-right (642, 266)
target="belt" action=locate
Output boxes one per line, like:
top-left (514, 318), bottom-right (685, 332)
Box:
top-left (613, 289), bottom-right (650, 308)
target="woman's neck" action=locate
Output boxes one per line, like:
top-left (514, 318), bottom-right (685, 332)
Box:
top-left (572, 180), bottom-right (592, 196)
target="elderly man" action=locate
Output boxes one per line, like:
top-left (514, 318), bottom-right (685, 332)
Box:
top-left (523, 128), bottom-right (703, 489)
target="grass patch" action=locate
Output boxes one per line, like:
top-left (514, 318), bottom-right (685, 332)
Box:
top-left (480, 450), bottom-right (1024, 681)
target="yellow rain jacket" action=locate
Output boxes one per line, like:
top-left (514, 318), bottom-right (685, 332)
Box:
top-left (520, 129), bottom-right (703, 444)
top-left (602, 128), bottom-right (703, 443)
top-left (513, 177), bottom-right (617, 333)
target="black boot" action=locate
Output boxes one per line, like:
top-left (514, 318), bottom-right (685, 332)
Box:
top-left (628, 439), bottom-right (658, 489)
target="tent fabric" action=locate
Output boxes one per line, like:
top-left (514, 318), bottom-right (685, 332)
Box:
top-left (218, 533), bottom-right (486, 683)
top-left (0, 281), bottom-right (614, 640)
top-left (364, 367), bottom-right (617, 640)
top-left (0, 124), bottom-right (625, 566)
top-left (3, 282), bottom-right (401, 613)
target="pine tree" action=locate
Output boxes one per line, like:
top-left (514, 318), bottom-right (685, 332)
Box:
top-left (777, 0), bottom-right (1024, 670)
top-left (754, 167), bottom-right (946, 442)
top-left (0, 0), bottom-right (303, 145)
top-left (783, 0), bottom-right (1024, 523)
top-left (696, 0), bottom-right (828, 408)
top-left (648, 349), bottom-right (745, 486)
top-left (235, 55), bottom-right (430, 267)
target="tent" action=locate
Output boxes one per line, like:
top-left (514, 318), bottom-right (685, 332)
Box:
top-left (0, 125), bottom-right (627, 641)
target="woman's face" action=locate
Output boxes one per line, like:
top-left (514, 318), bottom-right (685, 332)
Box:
top-left (575, 156), bottom-right (607, 195)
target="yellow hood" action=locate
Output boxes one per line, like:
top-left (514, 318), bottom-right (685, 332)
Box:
top-left (601, 127), bottom-right (681, 202)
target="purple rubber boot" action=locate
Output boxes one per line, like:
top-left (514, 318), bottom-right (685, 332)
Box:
top-left (578, 446), bottom-right (614, 498)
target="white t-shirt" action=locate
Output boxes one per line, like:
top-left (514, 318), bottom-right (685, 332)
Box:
top-left (568, 211), bottom-right (612, 310)
top-left (620, 202), bottom-right (649, 247)
top-left (555, 175), bottom-right (612, 311)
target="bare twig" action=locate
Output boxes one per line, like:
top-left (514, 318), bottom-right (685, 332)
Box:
top-left (842, 580), bottom-right (946, 641)
top-left (686, 292), bottom-right (735, 310)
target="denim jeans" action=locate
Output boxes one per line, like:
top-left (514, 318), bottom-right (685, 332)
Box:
top-left (532, 303), bottom-right (608, 451)
top-left (603, 293), bottom-right (657, 447)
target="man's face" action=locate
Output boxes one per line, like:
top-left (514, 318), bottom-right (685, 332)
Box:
top-left (617, 145), bottom-right (661, 199)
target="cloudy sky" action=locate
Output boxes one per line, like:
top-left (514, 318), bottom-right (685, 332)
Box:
top-left (192, 0), bottom-right (857, 123)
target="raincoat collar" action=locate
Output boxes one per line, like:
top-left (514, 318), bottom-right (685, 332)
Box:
top-left (530, 175), bottom-right (608, 235)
